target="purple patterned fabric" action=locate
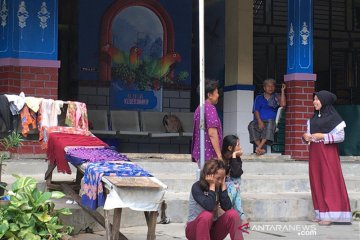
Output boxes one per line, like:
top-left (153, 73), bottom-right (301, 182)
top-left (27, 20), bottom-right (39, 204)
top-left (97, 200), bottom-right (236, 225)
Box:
top-left (191, 101), bottom-right (223, 162)
top-left (65, 147), bottom-right (128, 165)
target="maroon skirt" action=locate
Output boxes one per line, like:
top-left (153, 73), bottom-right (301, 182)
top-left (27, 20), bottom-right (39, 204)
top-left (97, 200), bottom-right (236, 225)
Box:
top-left (309, 142), bottom-right (351, 222)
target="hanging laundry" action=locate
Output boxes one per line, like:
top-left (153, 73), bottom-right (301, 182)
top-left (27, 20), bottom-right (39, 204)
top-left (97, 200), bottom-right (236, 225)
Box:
top-left (38, 99), bottom-right (65, 141)
top-left (65, 101), bottom-right (89, 130)
top-left (25, 96), bottom-right (44, 113)
top-left (0, 95), bottom-right (12, 132)
top-left (20, 105), bottom-right (37, 137)
top-left (5, 92), bottom-right (25, 115)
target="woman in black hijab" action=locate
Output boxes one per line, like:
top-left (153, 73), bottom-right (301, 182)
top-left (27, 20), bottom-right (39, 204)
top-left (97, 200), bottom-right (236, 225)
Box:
top-left (302, 90), bottom-right (351, 225)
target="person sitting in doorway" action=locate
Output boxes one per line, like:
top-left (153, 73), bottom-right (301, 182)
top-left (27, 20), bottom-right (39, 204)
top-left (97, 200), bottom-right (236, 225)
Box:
top-left (248, 79), bottom-right (286, 155)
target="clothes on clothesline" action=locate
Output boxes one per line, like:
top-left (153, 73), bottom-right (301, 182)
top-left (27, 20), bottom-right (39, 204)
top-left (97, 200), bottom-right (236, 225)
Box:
top-left (5, 92), bottom-right (25, 115)
top-left (38, 99), bottom-right (64, 130)
top-left (25, 96), bottom-right (44, 113)
top-left (65, 101), bottom-right (88, 131)
top-left (20, 105), bottom-right (37, 137)
top-left (0, 95), bottom-right (12, 132)
top-left (81, 161), bottom-right (152, 210)
top-left (65, 147), bottom-right (128, 165)
top-left (0, 92), bottom-right (90, 138)
top-left (47, 133), bottom-right (107, 174)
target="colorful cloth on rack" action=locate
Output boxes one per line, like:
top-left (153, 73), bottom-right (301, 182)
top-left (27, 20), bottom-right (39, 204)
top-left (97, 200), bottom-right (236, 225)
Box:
top-left (47, 133), bottom-right (107, 174)
top-left (65, 101), bottom-right (89, 131)
top-left (25, 96), bottom-right (43, 113)
top-left (81, 162), bottom-right (152, 210)
top-left (65, 147), bottom-right (128, 165)
top-left (38, 100), bottom-right (65, 141)
top-left (41, 126), bottom-right (92, 149)
top-left (20, 105), bottom-right (37, 137)
top-left (5, 92), bottom-right (25, 115)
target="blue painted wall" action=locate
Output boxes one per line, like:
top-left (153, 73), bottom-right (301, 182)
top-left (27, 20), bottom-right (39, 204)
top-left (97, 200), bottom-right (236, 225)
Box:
top-left (77, 0), bottom-right (192, 86)
top-left (0, 0), bottom-right (58, 60)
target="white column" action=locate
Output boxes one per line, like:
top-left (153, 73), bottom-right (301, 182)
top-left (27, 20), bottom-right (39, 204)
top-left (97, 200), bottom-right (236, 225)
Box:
top-left (224, 0), bottom-right (254, 154)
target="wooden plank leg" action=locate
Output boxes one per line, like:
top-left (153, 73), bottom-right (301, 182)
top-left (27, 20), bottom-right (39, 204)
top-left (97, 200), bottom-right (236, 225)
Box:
top-left (75, 168), bottom-right (84, 186)
top-left (44, 163), bottom-right (56, 189)
top-left (45, 163), bottom-right (56, 181)
top-left (144, 211), bottom-right (158, 240)
top-left (60, 183), bottom-right (128, 240)
top-left (104, 210), bottom-right (112, 240)
top-left (112, 208), bottom-right (122, 240)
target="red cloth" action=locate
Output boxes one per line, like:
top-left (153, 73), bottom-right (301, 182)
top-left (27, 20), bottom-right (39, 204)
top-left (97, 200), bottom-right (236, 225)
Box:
top-left (309, 142), bottom-right (351, 222)
top-left (47, 133), bottom-right (107, 174)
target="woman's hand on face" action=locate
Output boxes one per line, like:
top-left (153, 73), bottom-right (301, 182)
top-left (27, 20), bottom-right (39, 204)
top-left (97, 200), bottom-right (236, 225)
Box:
top-left (205, 174), bottom-right (216, 187)
top-left (232, 149), bottom-right (243, 158)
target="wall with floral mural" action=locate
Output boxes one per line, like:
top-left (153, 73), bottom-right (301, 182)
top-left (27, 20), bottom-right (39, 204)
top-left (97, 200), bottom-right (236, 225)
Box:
top-left (77, 0), bottom-right (192, 88)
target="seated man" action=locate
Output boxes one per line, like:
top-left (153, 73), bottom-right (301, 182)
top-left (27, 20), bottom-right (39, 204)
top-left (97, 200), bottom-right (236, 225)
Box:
top-left (248, 79), bottom-right (286, 155)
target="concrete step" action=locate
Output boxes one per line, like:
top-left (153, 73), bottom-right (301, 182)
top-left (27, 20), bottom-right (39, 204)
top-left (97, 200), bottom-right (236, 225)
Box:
top-left (3, 157), bottom-right (360, 178)
top-left (4, 172), bottom-right (359, 197)
top-left (1, 158), bottom-right (77, 183)
top-left (3, 156), bottom-right (360, 230)
top-left (241, 174), bottom-right (360, 193)
top-left (3, 159), bottom-right (360, 194)
top-left (152, 173), bottom-right (360, 193)
top-left (163, 191), bottom-right (360, 223)
top-left (53, 190), bottom-right (360, 231)
top-left (132, 158), bottom-right (360, 176)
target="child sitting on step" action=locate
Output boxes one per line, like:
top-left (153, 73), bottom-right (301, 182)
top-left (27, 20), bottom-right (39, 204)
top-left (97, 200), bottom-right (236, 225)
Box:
top-left (185, 159), bottom-right (243, 240)
top-left (221, 135), bottom-right (249, 226)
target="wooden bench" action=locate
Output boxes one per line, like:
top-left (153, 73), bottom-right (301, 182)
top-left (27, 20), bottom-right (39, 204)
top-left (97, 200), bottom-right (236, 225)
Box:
top-left (45, 157), bottom-right (166, 240)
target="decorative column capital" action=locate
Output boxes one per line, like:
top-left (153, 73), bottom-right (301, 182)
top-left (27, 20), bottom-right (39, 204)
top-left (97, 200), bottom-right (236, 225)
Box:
top-left (284, 73), bottom-right (316, 82)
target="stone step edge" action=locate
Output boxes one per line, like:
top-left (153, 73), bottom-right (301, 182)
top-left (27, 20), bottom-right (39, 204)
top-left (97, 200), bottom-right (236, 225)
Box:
top-left (163, 191), bottom-right (360, 200)
top-left (51, 191), bottom-right (360, 211)
top-left (3, 154), bottom-right (360, 163)
top-left (150, 173), bottom-right (360, 180)
top-left (3, 174), bottom-right (360, 182)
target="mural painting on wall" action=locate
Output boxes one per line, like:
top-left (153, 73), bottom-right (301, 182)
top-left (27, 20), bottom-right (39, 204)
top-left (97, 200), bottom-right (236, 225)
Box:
top-left (103, 6), bottom-right (188, 111)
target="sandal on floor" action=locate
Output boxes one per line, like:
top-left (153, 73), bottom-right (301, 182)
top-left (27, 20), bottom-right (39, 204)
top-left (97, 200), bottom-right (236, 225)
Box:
top-left (311, 219), bottom-right (320, 222)
top-left (158, 217), bottom-right (171, 224)
top-left (318, 220), bottom-right (332, 226)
